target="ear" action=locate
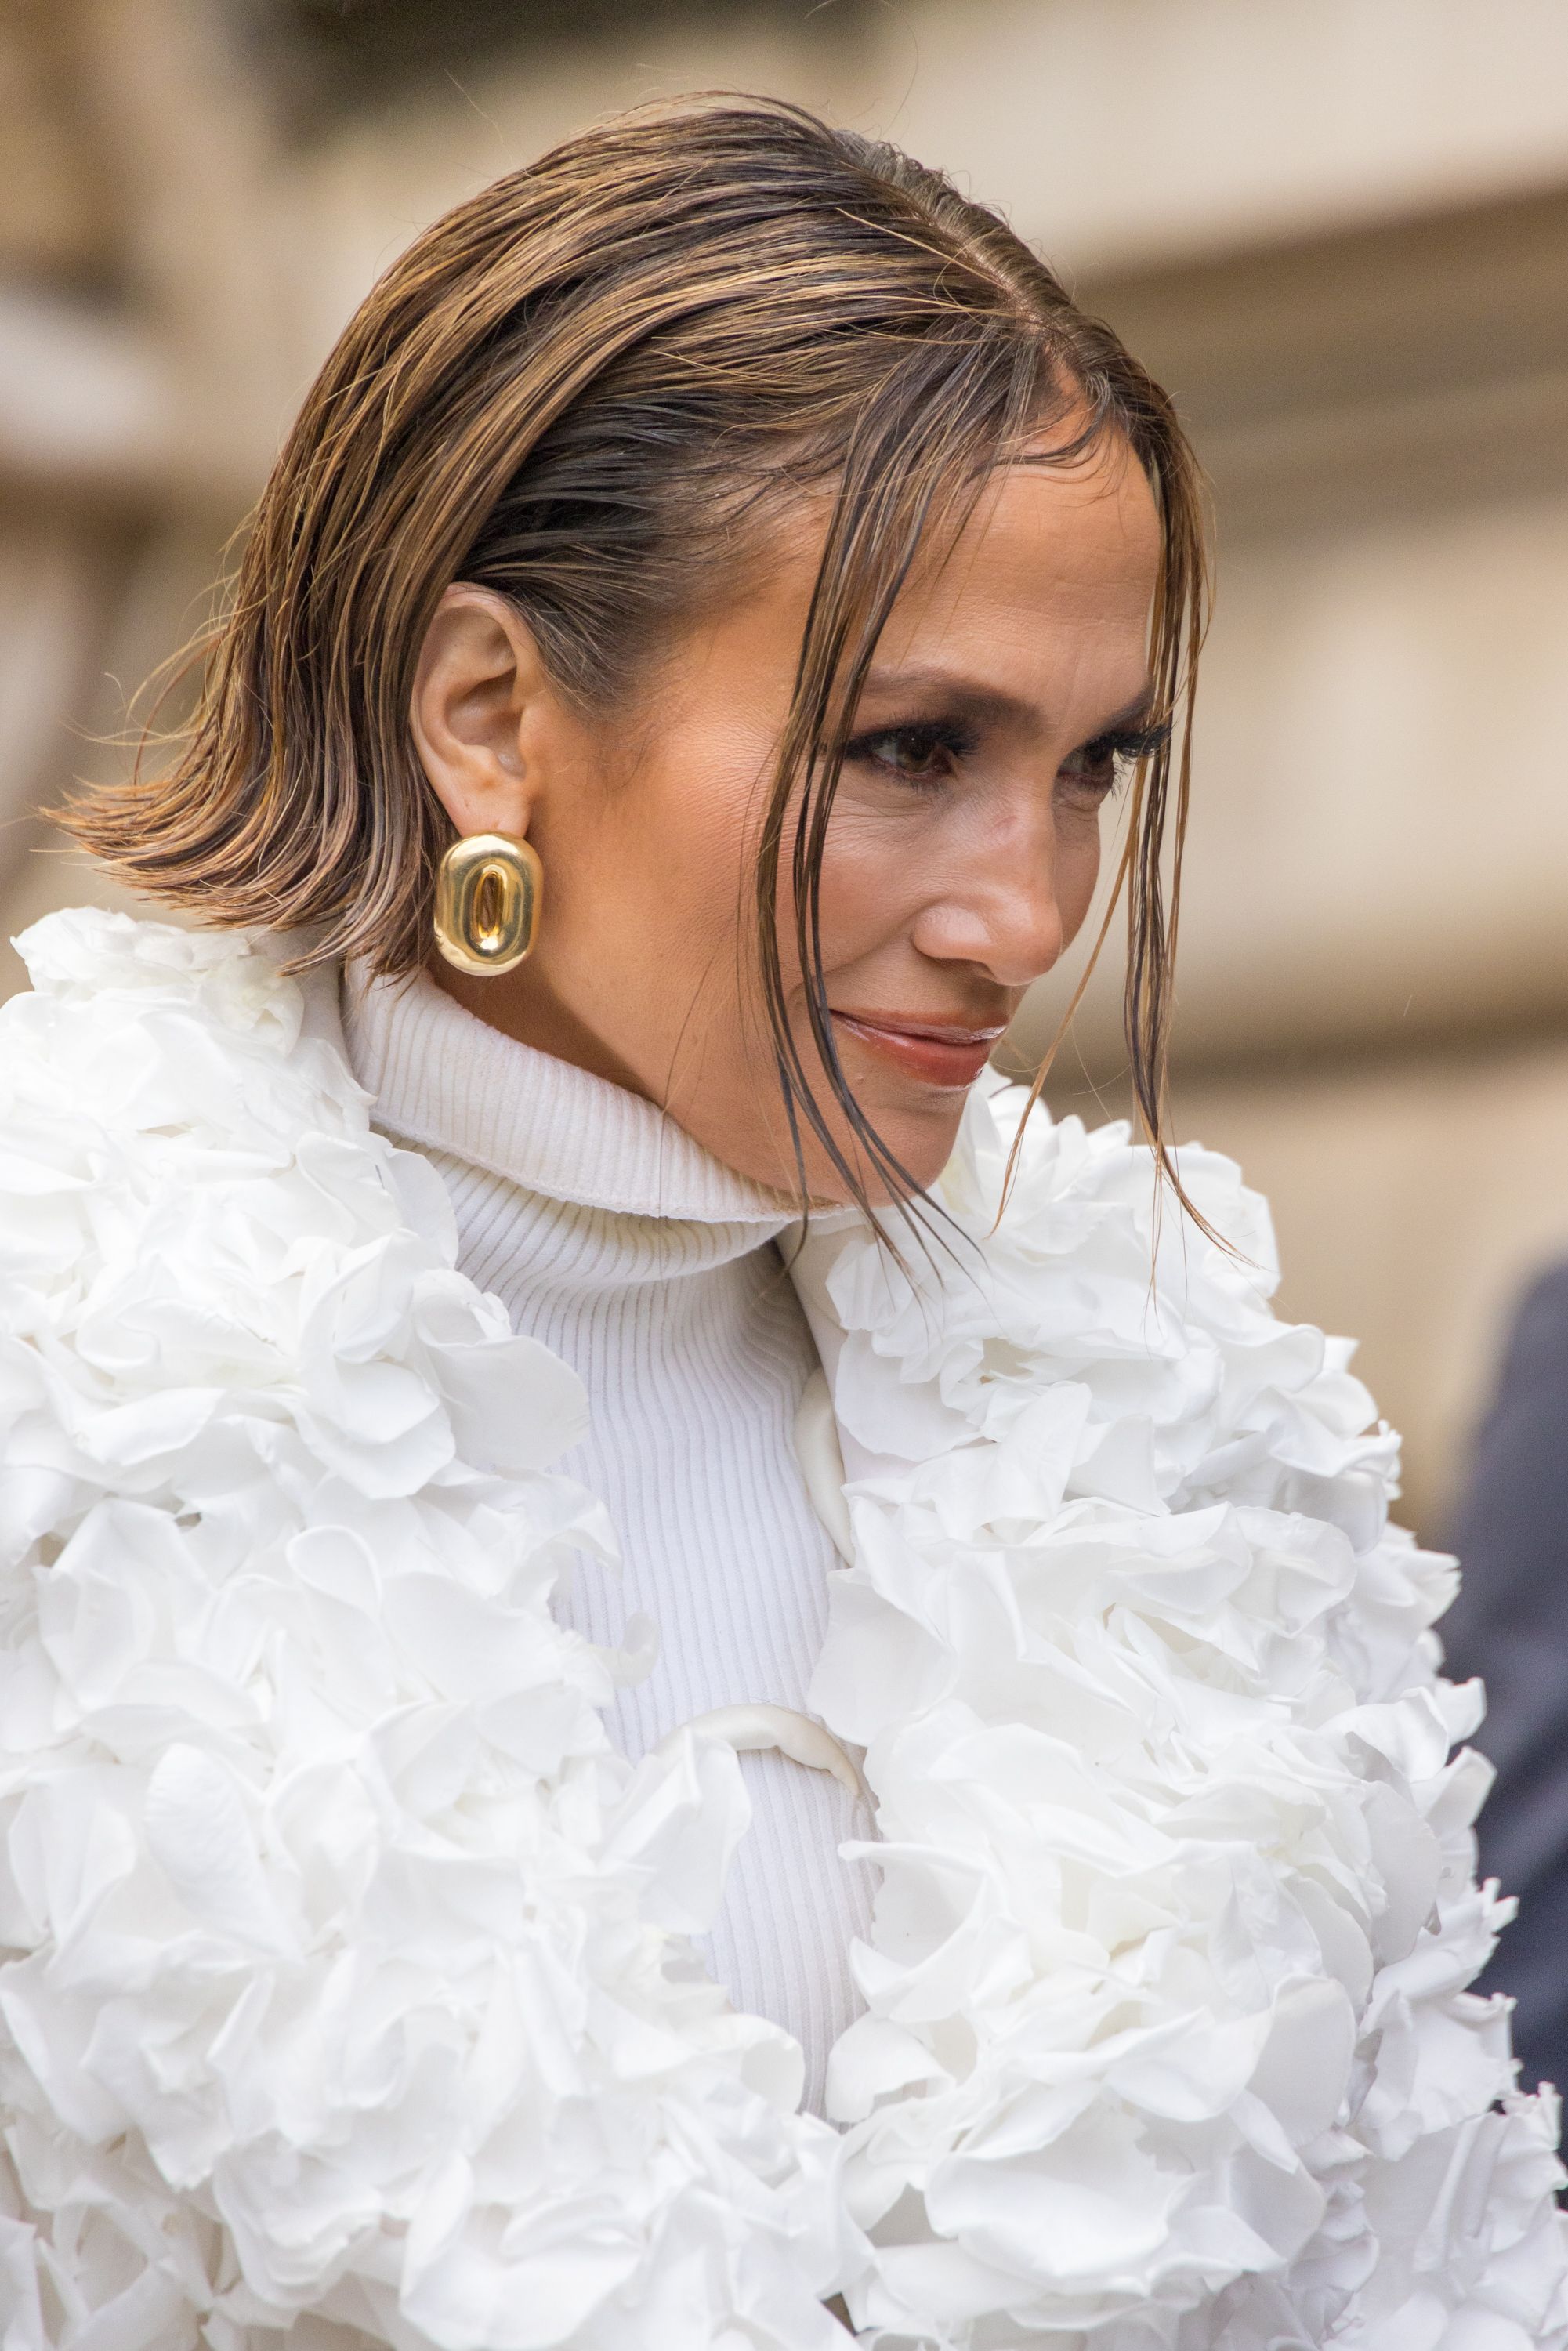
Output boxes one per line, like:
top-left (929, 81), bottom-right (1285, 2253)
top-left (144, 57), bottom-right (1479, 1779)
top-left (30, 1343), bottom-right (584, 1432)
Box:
top-left (410, 583), bottom-right (553, 839)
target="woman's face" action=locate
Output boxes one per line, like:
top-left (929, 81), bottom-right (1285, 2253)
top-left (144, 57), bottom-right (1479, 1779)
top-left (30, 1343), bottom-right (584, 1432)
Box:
top-left (413, 426), bottom-right (1162, 1201)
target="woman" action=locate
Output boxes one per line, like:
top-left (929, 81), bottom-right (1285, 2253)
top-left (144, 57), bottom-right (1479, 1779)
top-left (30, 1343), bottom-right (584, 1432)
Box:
top-left (0, 96), bottom-right (1560, 2351)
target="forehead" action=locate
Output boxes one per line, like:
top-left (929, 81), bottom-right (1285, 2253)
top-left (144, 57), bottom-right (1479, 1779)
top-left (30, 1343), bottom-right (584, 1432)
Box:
top-left (827, 429), bottom-right (1161, 739)
top-left (884, 431), bottom-right (1161, 653)
top-left (658, 426), bottom-right (1160, 723)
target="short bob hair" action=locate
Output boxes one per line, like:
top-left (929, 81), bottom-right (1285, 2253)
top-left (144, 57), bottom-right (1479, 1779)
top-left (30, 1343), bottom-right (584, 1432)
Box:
top-left (64, 94), bottom-right (1207, 1216)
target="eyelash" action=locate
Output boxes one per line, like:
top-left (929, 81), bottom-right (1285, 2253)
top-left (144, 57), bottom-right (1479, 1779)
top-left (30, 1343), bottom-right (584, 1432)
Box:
top-left (841, 715), bottom-right (1172, 794)
top-left (841, 719), bottom-right (980, 788)
top-left (1062, 719), bottom-right (1174, 792)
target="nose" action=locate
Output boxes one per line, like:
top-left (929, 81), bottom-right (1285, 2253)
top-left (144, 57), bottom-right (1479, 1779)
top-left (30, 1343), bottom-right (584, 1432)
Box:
top-left (910, 842), bottom-right (1067, 990)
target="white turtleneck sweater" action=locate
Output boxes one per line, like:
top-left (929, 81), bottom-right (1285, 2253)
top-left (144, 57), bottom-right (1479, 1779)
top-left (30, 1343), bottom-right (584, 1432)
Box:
top-left (343, 966), bottom-right (876, 2116)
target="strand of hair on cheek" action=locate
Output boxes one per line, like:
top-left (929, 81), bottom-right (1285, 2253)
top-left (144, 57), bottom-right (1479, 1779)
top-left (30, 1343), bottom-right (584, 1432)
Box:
top-left (994, 795), bottom-right (1138, 1230)
top-left (993, 749), bottom-right (1229, 1261)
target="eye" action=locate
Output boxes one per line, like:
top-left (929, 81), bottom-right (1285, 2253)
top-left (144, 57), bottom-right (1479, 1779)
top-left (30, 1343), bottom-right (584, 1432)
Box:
top-left (1057, 717), bottom-right (1171, 801)
top-left (843, 719), bottom-right (976, 789)
top-left (1056, 741), bottom-right (1120, 798)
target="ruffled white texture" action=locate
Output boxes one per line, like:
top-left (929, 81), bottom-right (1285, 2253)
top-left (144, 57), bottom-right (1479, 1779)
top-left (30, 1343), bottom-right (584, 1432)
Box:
top-left (4, 907), bottom-right (1564, 2351)
top-left (789, 1075), bottom-right (1568, 2349)
top-left (0, 910), bottom-right (860, 2351)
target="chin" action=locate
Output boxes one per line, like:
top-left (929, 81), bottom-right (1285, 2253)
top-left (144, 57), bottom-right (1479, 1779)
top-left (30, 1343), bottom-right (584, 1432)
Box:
top-left (779, 1078), bottom-right (975, 1207)
top-left (872, 1102), bottom-right (969, 1194)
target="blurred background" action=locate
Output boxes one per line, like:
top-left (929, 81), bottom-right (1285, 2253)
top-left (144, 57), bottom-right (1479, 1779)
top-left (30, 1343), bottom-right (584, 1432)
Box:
top-left (4, 0), bottom-right (1568, 1546)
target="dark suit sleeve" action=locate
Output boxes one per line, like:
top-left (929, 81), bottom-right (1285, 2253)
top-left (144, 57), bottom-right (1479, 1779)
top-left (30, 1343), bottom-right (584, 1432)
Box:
top-left (1443, 1260), bottom-right (1568, 2093)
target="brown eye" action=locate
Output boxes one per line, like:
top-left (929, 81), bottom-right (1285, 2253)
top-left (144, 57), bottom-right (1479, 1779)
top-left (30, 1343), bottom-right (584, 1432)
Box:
top-left (1057, 741), bottom-right (1118, 795)
top-left (845, 718), bottom-right (975, 788)
top-left (882, 730), bottom-right (947, 778)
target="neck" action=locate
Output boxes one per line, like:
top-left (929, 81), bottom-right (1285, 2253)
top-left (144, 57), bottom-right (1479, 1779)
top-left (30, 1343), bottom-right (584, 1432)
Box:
top-left (429, 956), bottom-right (657, 1103)
top-left (345, 958), bottom-right (798, 1226)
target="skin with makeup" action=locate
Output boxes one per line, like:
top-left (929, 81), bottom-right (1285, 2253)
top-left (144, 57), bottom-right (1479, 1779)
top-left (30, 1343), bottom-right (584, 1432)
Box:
top-left (415, 427), bottom-right (1164, 1195)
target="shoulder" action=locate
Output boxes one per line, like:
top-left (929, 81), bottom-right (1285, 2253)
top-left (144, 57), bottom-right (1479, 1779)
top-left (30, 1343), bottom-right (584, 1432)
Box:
top-left (1485, 1259), bottom-right (1568, 1400)
top-left (1, 901), bottom-right (462, 1272)
top-left (802, 1069), bottom-right (1401, 1540)
top-left (1, 904), bottom-right (360, 1143)
top-left (0, 905), bottom-right (572, 1502)
top-left (803, 1094), bottom-right (1568, 2346)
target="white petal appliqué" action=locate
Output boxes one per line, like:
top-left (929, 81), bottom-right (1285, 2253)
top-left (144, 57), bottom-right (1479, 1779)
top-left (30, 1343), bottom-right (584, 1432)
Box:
top-left (791, 1070), bottom-right (1568, 2349)
top-left (0, 910), bottom-right (862, 2350)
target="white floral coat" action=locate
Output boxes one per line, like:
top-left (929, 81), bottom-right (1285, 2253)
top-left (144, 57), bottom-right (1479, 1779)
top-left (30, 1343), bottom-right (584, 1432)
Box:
top-left (0, 908), bottom-right (1563, 2351)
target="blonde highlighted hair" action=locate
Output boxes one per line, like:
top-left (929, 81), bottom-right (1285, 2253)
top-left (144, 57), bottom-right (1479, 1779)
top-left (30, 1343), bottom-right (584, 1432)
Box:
top-left (63, 95), bottom-right (1207, 1217)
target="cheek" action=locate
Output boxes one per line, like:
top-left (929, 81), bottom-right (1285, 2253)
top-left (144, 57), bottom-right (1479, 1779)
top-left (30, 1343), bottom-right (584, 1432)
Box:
top-left (578, 745), bottom-right (756, 962)
top-left (805, 809), bottom-right (929, 978)
top-left (1056, 809), bottom-right (1107, 939)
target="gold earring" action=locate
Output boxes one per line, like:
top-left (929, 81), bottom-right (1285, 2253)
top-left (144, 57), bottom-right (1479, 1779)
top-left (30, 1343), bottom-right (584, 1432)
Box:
top-left (433, 831), bottom-right (543, 977)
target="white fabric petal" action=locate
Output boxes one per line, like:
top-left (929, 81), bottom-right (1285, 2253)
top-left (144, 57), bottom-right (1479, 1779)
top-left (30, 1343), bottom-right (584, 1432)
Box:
top-left (0, 911), bottom-right (1562, 2350)
top-left (0, 911), bottom-right (860, 2349)
top-left (790, 1071), bottom-right (1568, 2349)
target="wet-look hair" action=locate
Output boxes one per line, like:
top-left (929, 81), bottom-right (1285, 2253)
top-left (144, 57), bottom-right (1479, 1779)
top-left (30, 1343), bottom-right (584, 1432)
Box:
top-left (63, 95), bottom-right (1208, 1220)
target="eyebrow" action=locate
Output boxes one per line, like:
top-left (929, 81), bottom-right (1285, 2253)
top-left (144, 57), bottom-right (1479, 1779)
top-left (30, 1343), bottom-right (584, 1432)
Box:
top-left (849, 663), bottom-right (1159, 742)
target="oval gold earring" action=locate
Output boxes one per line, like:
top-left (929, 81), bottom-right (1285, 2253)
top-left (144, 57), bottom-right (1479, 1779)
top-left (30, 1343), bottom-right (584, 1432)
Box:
top-left (433, 831), bottom-right (543, 978)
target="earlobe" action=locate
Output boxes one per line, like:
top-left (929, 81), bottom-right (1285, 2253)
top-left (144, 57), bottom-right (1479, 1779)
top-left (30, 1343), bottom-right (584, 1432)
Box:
top-left (410, 583), bottom-right (549, 841)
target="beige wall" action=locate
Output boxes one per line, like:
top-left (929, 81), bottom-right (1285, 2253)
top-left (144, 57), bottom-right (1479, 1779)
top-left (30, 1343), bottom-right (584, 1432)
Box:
top-left (1175, 1045), bottom-right (1568, 1541)
top-left (5, 0), bottom-right (1568, 1541)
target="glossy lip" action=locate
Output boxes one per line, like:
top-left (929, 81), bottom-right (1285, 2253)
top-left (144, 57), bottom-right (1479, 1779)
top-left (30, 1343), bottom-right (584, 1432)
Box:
top-left (831, 1009), bottom-right (1009, 1089)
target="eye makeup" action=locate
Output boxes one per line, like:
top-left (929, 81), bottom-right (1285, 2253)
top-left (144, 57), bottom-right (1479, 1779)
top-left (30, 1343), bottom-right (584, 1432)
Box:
top-left (841, 716), bottom-right (981, 788)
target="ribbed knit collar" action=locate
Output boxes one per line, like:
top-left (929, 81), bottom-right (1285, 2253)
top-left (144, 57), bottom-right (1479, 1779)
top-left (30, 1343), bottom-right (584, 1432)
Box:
top-left (342, 962), bottom-right (800, 1230)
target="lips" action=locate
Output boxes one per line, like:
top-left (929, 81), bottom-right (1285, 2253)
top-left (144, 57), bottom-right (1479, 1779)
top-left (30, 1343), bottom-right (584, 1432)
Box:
top-left (831, 1010), bottom-right (1007, 1089)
